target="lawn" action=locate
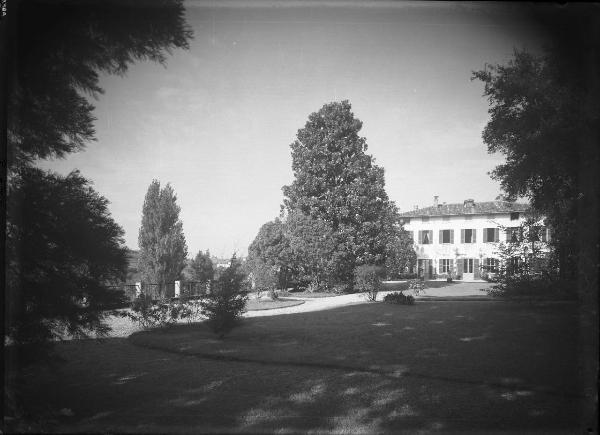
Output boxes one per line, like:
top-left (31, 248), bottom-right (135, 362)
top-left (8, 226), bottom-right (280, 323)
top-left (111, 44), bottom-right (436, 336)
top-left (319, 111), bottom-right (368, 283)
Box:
top-left (245, 298), bottom-right (304, 311)
top-left (5, 300), bottom-right (589, 433)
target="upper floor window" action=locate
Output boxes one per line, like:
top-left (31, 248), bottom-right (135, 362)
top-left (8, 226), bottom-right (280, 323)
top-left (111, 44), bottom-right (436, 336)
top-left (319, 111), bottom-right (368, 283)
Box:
top-left (461, 228), bottom-right (476, 243)
top-left (464, 215), bottom-right (473, 220)
top-left (418, 230), bottom-right (433, 244)
top-left (483, 228), bottom-right (499, 243)
top-left (421, 216), bottom-right (430, 222)
top-left (439, 229), bottom-right (454, 244)
top-left (442, 216), bottom-right (450, 221)
top-left (510, 212), bottom-right (520, 221)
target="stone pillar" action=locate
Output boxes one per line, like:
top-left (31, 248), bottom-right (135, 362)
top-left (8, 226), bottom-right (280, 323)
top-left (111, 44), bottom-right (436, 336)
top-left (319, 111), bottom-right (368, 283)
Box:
top-left (135, 282), bottom-right (142, 297)
top-left (174, 280), bottom-right (181, 298)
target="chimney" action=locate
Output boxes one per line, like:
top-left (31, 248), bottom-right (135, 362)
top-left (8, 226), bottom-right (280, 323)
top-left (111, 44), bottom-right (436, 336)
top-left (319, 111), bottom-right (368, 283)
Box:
top-left (414, 205), bottom-right (419, 210)
top-left (464, 199), bottom-right (475, 208)
top-left (433, 196), bottom-right (439, 207)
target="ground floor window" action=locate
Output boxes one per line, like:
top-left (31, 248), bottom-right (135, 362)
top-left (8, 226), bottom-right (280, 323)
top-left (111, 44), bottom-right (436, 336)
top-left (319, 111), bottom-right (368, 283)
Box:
top-left (463, 258), bottom-right (474, 273)
top-left (483, 258), bottom-right (499, 272)
top-left (440, 259), bottom-right (453, 273)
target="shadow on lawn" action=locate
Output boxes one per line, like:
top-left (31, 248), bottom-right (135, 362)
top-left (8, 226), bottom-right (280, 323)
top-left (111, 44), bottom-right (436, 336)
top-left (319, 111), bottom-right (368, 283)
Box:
top-left (6, 301), bottom-right (588, 433)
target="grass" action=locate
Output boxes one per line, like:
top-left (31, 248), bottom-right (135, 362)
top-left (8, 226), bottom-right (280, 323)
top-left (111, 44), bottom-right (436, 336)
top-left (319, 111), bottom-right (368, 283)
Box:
top-left (245, 298), bottom-right (304, 311)
top-left (5, 300), bottom-right (588, 433)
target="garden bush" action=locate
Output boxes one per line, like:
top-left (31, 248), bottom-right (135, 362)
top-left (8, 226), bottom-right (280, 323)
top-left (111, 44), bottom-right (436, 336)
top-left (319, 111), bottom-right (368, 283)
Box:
top-left (487, 274), bottom-right (572, 300)
top-left (383, 291), bottom-right (415, 305)
top-left (199, 256), bottom-right (249, 338)
top-left (128, 294), bottom-right (203, 329)
top-left (354, 264), bottom-right (386, 301)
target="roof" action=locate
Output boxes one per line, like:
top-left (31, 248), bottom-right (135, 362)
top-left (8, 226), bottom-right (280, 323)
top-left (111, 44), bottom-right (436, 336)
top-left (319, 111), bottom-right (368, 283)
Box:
top-left (398, 200), bottom-right (530, 218)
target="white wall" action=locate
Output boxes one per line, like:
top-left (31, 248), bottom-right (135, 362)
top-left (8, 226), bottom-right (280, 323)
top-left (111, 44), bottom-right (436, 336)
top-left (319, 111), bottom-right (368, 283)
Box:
top-left (403, 213), bottom-right (524, 262)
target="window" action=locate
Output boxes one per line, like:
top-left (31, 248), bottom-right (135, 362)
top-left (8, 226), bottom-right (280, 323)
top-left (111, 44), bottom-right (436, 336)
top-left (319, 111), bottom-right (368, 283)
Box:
top-left (419, 230), bottom-right (432, 244)
top-left (510, 212), bottom-right (520, 221)
top-left (400, 217), bottom-right (411, 224)
top-left (529, 226), bottom-right (541, 242)
top-left (541, 227), bottom-right (549, 242)
top-left (507, 257), bottom-right (521, 275)
top-left (483, 258), bottom-right (499, 272)
top-left (439, 259), bottom-right (453, 273)
top-left (421, 216), bottom-right (430, 222)
top-left (461, 228), bottom-right (476, 243)
top-left (464, 215), bottom-right (473, 220)
top-left (440, 229), bottom-right (453, 244)
top-left (506, 227), bottom-right (521, 243)
top-left (463, 258), bottom-right (474, 273)
top-left (483, 228), bottom-right (499, 243)
top-left (442, 216), bottom-right (450, 221)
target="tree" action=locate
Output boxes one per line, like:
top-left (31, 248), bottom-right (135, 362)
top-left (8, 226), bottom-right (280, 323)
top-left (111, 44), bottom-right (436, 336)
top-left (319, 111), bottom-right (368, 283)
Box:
top-left (7, 0), bottom-right (192, 170)
top-left (282, 100), bottom-right (394, 283)
top-left (472, 45), bottom-right (598, 282)
top-left (247, 218), bottom-right (294, 289)
top-left (6, 167), bottom-right (129, 350)
top-left (473, 12), bottom-right (599, 427)
top-left (190, 250), bottom-right (214, 284)
top-left (138, 181), bottom-right (188, 295)
top-left (5, 0), bottom-right (192, 357)
top-left (285, 210), bottom-right (338, 290)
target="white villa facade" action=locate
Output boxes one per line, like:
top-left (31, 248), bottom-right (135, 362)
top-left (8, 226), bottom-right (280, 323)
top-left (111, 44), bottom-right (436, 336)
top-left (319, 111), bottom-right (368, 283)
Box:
top-left (399, 198), bottom-right (548, 281)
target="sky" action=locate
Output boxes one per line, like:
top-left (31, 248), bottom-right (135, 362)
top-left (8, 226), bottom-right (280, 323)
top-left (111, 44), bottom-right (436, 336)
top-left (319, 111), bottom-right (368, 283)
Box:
top-left (38, 1), bottom-right (549, 258)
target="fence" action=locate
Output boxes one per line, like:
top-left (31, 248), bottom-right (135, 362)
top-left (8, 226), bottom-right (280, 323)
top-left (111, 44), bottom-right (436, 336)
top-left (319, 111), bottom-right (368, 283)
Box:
top-left (109, 280), bottom-right (209, 302)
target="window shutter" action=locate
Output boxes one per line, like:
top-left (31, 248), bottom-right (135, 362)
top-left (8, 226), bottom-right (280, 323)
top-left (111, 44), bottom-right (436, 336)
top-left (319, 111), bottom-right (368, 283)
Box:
top-left (541, 227), bottom-right (547, 242)
top-left (428, 230), bottom-right (433, 244)
top-left (547, 228), bottom-right (552, 242)
top-left (472, 229), bottom-right (477, 243)
top-left (474, 259), bottom-right (480, 279)
top-left (439, 230), bottom-right (443, 244)
top-left (439, 259), bottom-right (443, 273)
top-left (450, 259), bottom-right (454, 275)
top-left (450, 230), bottom-right (454, 244)
top-left (483, 228), bottom-right (488, 243)
top-left (418, 230), bottom-right (422, 244)
top-left (495, 228), bottom-right (500, 242)
top-left (461, 229), bottom-right (465, 243)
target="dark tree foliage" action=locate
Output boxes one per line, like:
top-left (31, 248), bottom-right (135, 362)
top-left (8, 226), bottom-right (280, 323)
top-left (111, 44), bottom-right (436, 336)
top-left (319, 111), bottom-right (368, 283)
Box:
top-left (4, 0), bottom-right (192, 361)
top-left (473, 8), bottom-right (599, 427)
top-left (190, 250), bottom-right (214, 284)
top-left (6, 168), bottom-right (129, 347)
top-left (7, 0), bottom-right (193, 169)
top-left (282, 100), bottom-right (396, 283)
top-left (473, 45), bottom-right (599, 280)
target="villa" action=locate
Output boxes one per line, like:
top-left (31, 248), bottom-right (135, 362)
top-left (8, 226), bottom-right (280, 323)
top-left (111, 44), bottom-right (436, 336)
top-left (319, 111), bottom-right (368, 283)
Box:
top-left (399, 197), bottom-right (550, 281)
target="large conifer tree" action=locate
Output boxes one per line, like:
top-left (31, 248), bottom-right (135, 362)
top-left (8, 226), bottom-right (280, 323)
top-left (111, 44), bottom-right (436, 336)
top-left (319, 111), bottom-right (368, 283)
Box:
top-left (138, 181), bottom-right (188, 293)
top-left (282, 100), bottom-right (397, 283)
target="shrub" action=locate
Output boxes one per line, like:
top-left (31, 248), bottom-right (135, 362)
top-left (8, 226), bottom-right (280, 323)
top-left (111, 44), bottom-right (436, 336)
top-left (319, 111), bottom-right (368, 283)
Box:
top-left (128, 292), bottom-right (204, 329)
top-left (487, 274), bottom-right (572, 300)
top-left (199, 255), bottom-right (249, 338)
top-left (354, 264), bottom-right (386, 301)
top-left (383, 292), bottom-right (415, 305)
top-left (408, 278), bottom-right (426, 295)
